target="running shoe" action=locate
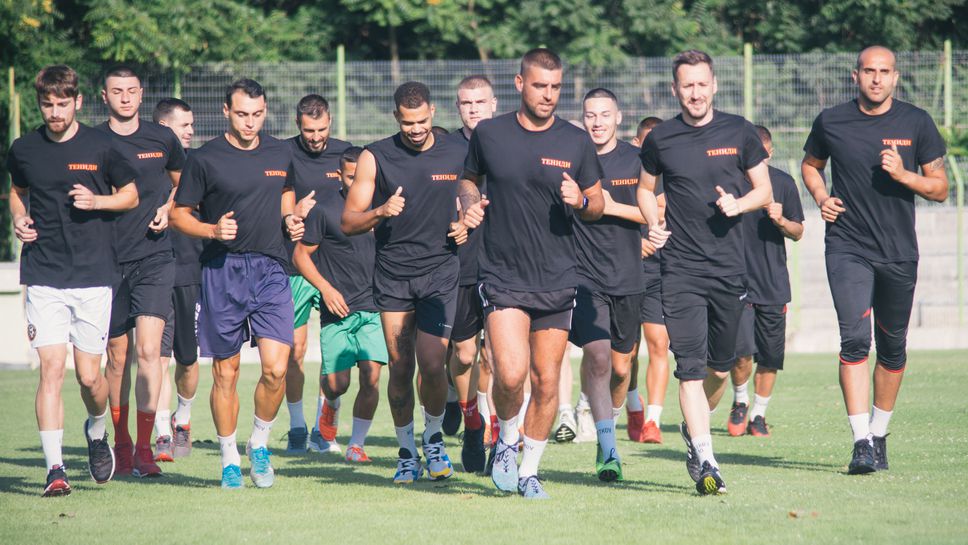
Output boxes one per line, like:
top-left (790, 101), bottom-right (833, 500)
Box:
top-left (393, 448), bottom-right (423, 484)
top-left (422, 432), bottom-right (454, 480)
top-left (113, 440), bottom-right (133, 476)
top-left (43, 465), bottom-right (71, 497)
top-left (642, 420), bottom-right (663, 444)
top-left (308, 428), bottom-right (342, 455)
top-left (172, 420), bottom-right (192, 459)
top-left (286, 426), bottom-right (309, 452)
top-left (154, 435), bottom-right (174, 462)
top-left (848, 438), bottom-right (876, 475)
top-left (517, 475), bottom-right (550, 500)
top-left (596, 443), bottom-right (623, 482)
top-left (345, 444), bottom-right (371, 463)
top-left (490, 438), bottom-right (519, 492)
top-left (727, 402), bottom-right (749, 436)
top-left (747, 415), bottom-right (770, 437)
top-left (679, 422), bottom-right (701, 482)
top-left (575, 404), bottom-right (596, 443)
top-left (696, 461), bottom-right (727, 495)
top-left (221, 464), bottom-right (243, 489)
top-left (85, 420), bottom-right (116, 484)
top-left (319, 403), bottom-right (339, 442)
top-left (554, 409), bottom-right (577, 443)
top-left (627, 395), bottom-right (646, 442)
top-left (249, 445), bottom-right (275, 488)
top-left (872, 434), bottom-right (889, 471)
top-left (461, 421), bottom-right (486, 473)
top-left (443, 400), bottom-right (462, 436)
top-left (132, 445), bottom-right (162, 478)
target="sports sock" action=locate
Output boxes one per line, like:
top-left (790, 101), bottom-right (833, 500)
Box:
top-left (40, 429), bottom-right (64, 469)
top-left (349, 417), bottom-right (373, 447)
top-left (395, 421), bottom-right (417, 457)
top-left (749, 394), bottom-right (771, 419)
top-left (87, 408), bottom-right (108, 441)
top-left (499, 415), bottom-right (520, 446)
top-left (423, 411), bottom-right (444, 442)
top-left (135, 410), bottom-right (156, 448)
top-left (249, 416), bottom-right (274, 450)
top-left (848, 413), bottom-right (871, 442)
top-left (111, 404), bottom-right (131, 444)
top-left (447, 383), bottom-right (458, 403)
top-left (459, 399), bottom-right (482, 430)
top-left (558, 403), bottom-right (572, 414)
top-left (518, 436), bottom-right (547, 478)
top-left (155, 409), bottom-right (172, 437)
top-left (692, 433), bottom-right (718, 468)
top-left (612, 404), bottom-right (624, 421)
top-left (646, 404), bottom-right (663, 424)
top-left (596, 419), bottom-right (618, 461)
top-left (173, 394), bottom-right (194, 427)
top-left (626, 388), bottom-right (643, 411)
top-left (218, 432), bottom-right (241, 468)
top-left (869, 406), bottom-right (893, 437)
top-left (477, 391), bottom-right (491, 422)
top-left (313, 395), bottom-right (324, 431)
top-left (287, 401), bottom-right (306, 430)
top-left (734, 380), bottom-right (750, 405)
top-left (576, 391), bottom-right (590, 410)
top-left (517, 393), bottom-right (530, 428)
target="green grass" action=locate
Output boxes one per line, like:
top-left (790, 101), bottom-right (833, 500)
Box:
top-left (1, 352), bottom-right (967, 544)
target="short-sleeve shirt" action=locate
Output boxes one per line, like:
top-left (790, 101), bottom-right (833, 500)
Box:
top-left (803, 99), bottom-right (946, 262)
top-left (173, 134), bottom-right (293, 264)
top-left (96, 121), bottom-right (185, 263)
top-left (641, 177), bottom-right (664, 279)
top-left (6, 123), bottom-right (138, 288)
top-left (742, 165), bottom-right (805, 305)
top-left (464, 112), bottom-right (603, 291)
top-left (574, 140), bottom-right (644, 295)
top-left (366, 133), bottom-right (465, 279)
top-left (301, 191), bottom-right (377, 325)
top-left (281, 136), bottom-right (352, 275)
top-left (447, 129), bottom-right (484, 286)
top-left (639, 110), bottom-right (768, 276)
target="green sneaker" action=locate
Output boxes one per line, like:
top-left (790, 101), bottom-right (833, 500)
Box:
top-left (596, 442), bottom-right (623, 482)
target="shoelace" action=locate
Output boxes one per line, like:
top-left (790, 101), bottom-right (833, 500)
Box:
top-left (425, 442), bottom-right (444, 463)
top-left (251, 448), bottom-right (272, 469)
top-left (522, 476), bottom-right (543, 495)
top-left (496, 443), bottom-right (516, 470)
top-left (398, 457), bottom-right (418, 472)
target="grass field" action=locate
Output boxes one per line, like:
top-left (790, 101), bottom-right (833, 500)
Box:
top-left (1, 351), bottom-right (966, 544)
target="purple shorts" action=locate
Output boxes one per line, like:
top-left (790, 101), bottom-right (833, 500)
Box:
top-left (198, 253), bottom-right (294, 359)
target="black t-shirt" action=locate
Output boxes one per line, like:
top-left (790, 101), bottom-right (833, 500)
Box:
top-left (170, 147), bottom-right (203, 286)
top-left (367, 133), bottom-right (465, 278)
top-left (301, 191), bottom-right (377, 325)
top-left (640, 110), bottom-right (768, 276)
top-left (641, 177), bottom-right (664, 279)
top-left (174, 134), bottom-right (293, 264)
top-left (6, 124), bottom-right (138, 288)
top-left (96, 121), bottom-right (185, 263)
top-left (447, 129), bottom-right (485, 286)
top-left (465, 113), bottom-right (603, 291)
top-left (742, 166), bottom-right (805, 305)
top-left (803, 99), bottom-right (946, 262)
top-left (281, 136), bottom-right (352, 275)
top-left (575, 140), bottom-right (644, 295)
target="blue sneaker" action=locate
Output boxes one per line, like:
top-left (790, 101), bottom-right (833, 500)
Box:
top-left (422, 432), bottom-right (454, 481)
top-left (249, 446), bottom-right (275, 488)
top-left (286, 426), bottom-right (309, 452)
top-left (221, 464), bottom-right (243, 489)
top-left (518, 475), bottom-right (550, 500)
top-left (490, 439), bottom-right (519, 492)
top-left (393, 448), bottom-right (423, 484)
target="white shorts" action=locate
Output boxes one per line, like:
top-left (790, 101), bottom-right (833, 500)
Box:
top-left (25, 286), bottom-right (112, 354)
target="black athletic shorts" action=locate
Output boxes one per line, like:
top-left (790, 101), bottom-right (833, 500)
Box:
top-left (373, 257), bottom-right (459, 338)
top-left (734, 302), bottom-right (787, 370)
top-left (661, 272), bottom-right (746, 381)
top-left (825, 253), bottom-right (917, 371)
top-left (640, 273), bottom-right (664, 325)
top-left (479, 283), bottom-right (576, 332)
top-left (162, 284), bottom-right (200, 365)
top-left (109, 251), bottom-right (175, 338)
top-left (569, 285), bottom-right (643, 354)
top-left (451, 283), bottom-right (484, 342)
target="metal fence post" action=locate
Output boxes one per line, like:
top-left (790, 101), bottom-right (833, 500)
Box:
top-left (337, 45), bottom-right (347, 140)
top-left (173, 70), bottom-right (182, 99)
top-left (744, 43), bottom-right (753, 122)
top-left (950, 156), bottom-right (964, 325)
top-left (944, 40), bottom-right (952, 131)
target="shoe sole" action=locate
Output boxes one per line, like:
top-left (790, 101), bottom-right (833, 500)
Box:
top-left (748, 430), bottom-right (770, 437)
top-left (554, 425), bottom-right (576, 443)
top-left (251, 473), bottom-right (275, 488)
top-left (132, 468), bottom-right (163, 478)
top-left (598, 469), bottom-right (619, 482)
top-left (492, 467), bottom-right (518, 492)
top-left (154, 453), bottom-right (174, 462)
top-left (43, 482), bottom-right (72, 497)
top-left (698, 475), bottom-right (726, 495)
top-left (428, 469), bottom-right (454, 480)
top-left (727, 423), bottom-right (748, 436)
top-left (848, 464), bottom-right (877, 475)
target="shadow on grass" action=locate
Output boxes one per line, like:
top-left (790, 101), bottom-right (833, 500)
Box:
top-left (629, 446), bottom-right (840, 473)
top-left (280, 464), bottom-right (507, 497)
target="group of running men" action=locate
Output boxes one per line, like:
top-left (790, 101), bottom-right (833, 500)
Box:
top-left (9, 43), bottom-right (948, 499)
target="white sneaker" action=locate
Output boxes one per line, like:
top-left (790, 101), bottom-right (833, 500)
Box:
top-left (554, 410), bottom-right (577, 443)
top-left (308, 429), bottom-right (342, 455)
top-left (575, 404), bottom-right (596, 443)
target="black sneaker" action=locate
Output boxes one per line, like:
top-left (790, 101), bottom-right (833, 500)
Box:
top-left (443, 401), bottom-right (463, 436)
top-left (872, 434), bottom-right (889, 471)
top-left (848, 438), bottom-right (877, 475)
top-left (43, 465), bottom-right (71, 497)
top-left (483, 440), bottom-right (496, 477)
top-left (460, 421), bottom-right (486, 473)
top-left (286, 426), bottom-right (309, 452)
top-left (727, 402), bottom-right (749, 436)
top-left (696, 461), bottom-right (727, 495)
top-left (747, 415), bottom-right (770, 437)
top-left (679, 422), bottom-right (702, 482)
top-left (84, 420), bottom-right (116, 484)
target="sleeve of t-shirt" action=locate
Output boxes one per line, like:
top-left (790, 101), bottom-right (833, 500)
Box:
top-left (741, 121), bottom-right (769, 170)
top-left (780, 175), bottom-right (805, 223)
top-left (6, 143), bottom-right (27, 189)
top-left (105, 145), bottom-right (138, 189)
top-left (174, 154), bottom-right (207, 207)
top-left (655, 175), bottom-right (664, 197)
top-left (301, 206), bottom-right (325, 247)
top-left (575, 136), bottom-right (603, 190)
top-left (915, 112), bottom-right (947, 167)
top-left (639, 133), bottom-right (662, 176)
top-left (164, 130), bottom-right (186, 172)
top-left (283, 150), bottom-right (295, 190)
top-left (463, 128), bottom-right (486, 177)
top-left (803, 113), bottom-right (829, 160)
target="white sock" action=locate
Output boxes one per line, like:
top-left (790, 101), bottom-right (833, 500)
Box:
top-left (155, 410), bottom-right (173, 437)
top-left (249, 416), bottom-right (274, 450)
top-left (218, 432), bottom-right (241, 468)
top-left (848, 413), bottom-right (871, 442)
top-left (558, 403), bottom-right (572, 414)
top-left (40, 429), bottom-right (64, 469)
top-left (577, 391), bottom-right (590, 409)
top-left (314, 395), bottom-right (324, 431)
top-left (419, 405), bottom-right (427, 422)
top-left (596, 420), bottom-right (618, 461)
top-left (423, 411), bottom-right (444, 442)
top-left (734, 380), bottom-right (750, 405)
top-left (447, 383), bottom-right (458, 403)
top-left (499, 415), bottom-right (520, 445)
top-left (288, 401), bottom-right (306, 430)
top-left (749, 394), bottom-right (771, 419)
top-left (626, 388), bottom-right (643, 411)
top-left (612, 404), bottom-right (624, 421)
top-left (395, 421), bottom-right (417, 457)
top-left (477, 391), bottom-right (491, 422)
top-left (692, 433), bottom-right (718, 468)
top-left (517, 393), bottom-right (530, 427)
top-left (173, 394), bottom-right (194, 427)
top-left (349, 417), bottom-right (372, 447)
top-left (869, 406), bottom-right (893, 437)
top-left (646, 404), bottom-right (663, 424)
top-left (518, 435), bottom-right (547, 478)
top-left (87, 409), bottom-right (107, 440)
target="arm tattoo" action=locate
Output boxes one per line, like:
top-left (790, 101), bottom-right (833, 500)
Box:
top-left (458, 179), bottom-right (481, 212)
top-left (926, 157), bottom-right (946, 172)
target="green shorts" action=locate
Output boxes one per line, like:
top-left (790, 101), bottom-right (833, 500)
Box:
top-left (320, 311), bottom-right (389, 375)
top-left (290, 275), bottom-right (321, 328)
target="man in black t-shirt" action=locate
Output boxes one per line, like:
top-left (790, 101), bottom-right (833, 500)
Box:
top-left (637, 50), bottom-right (773, 495)
top-left (341, 82), bottom-right (467, 484)
top-left (8, 65), bottom-right (139, 496)
top-left (171, 79), bottom-right (304, 490)
top-left (97, 66), bottom-right (186, 478)
top-left (801, 46), bottom-right (948, 475)
top-left (716, 126), bottom-right (804, 438)
top-left (459, 49), bottom-right (605, 499)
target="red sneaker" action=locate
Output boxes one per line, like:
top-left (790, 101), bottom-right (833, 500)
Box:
top-left (43, 465), bottom-right (71, 497)
top-left (154, 435), bottom-right (174, 462)
top-left (132, 445), bottom-right (162, 478)
top-left (114, 440), bottom-right (134, 476)
top-left (319, 403), bottom-right (339, 442)
top-left (727, 402), bottom-right (749, 437)
top-left (641, 420), bottom-right (663, 444)
top-left (627, 405), bottom-right (645, 442)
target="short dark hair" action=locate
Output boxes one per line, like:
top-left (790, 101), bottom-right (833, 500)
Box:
top-left (340, 146), bottom-right (363, 169)
top-left (672, 50), bottom-right (714, 81)
top-left (296, 94), bottom-right (330, 122)
top-left (638, 116), bottom-right (662, 133)
top-left (583, 87), bottom-right (619, 105)
top-left (152, 98), bottom-right (191, 123)
top-left (458, 75), bottom-right (492, 91)
top-left (34, 65), bottom-right (79, 99)
top-left (520, 48), bottom-right (562, 75)
top-left (103, 65), bottom-right (140, 87)
top-left (225, 78), bottom-right (265, 107)
top-left (394, 81), bottom-right (431, 110)
top-left (755, 124), bottom-right (772, 146)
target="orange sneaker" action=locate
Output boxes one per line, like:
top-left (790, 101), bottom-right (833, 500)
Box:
top-left (627, 401), bottom-right (645, 442)
top-left (345, 444), bottom-right (371, 462)
top-left (319, 403), bottom-right (339, 442)
top-left (114, 440), bottom-right (134, 476)
top-left (641, 420), bottom-right (663, 444)
top-left (154, 435), bottom-right (174, 462)
top-left (727, 402), bottom-right (749, 437)
top-left (132, 445), bottom-right (162, 478)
